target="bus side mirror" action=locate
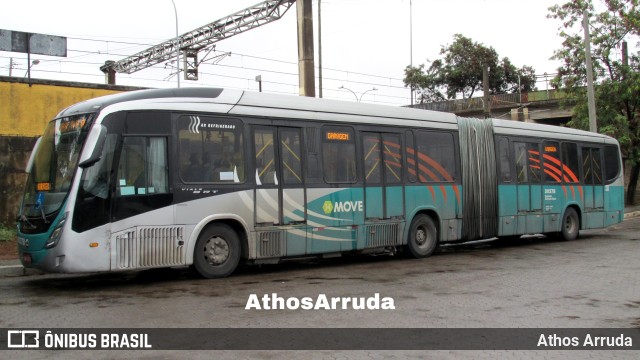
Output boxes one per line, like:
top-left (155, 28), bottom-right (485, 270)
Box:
top-left (78, 125), bottom-right (107, 168)
top-left (25, 137), bottom-right (42, 174)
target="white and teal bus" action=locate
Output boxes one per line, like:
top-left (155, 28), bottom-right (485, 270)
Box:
top-left (17, 88), bottom-right (624, 278)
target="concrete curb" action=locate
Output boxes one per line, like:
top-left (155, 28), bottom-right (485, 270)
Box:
top-left (0, 262), bottom-right (43, 278)
top-left (623, 211), bottom-right (640, 219)
top-left (3, 210), bottom-right (640, 278)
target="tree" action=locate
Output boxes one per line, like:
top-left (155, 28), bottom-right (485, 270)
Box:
top-left (404, 34), bottom-right (537, 103)
top-left (548, 0), bottom-right (640, 204)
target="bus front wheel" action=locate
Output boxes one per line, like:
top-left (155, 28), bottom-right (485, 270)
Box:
top-left (193, 224), bottom-right (240, 278)
top-left (407, 214), bottom-right (438, 258)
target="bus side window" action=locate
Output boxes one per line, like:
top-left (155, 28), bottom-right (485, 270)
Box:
top-left (582, 147), bottom-right (603, 185)
top-left (416, 131), bottom-right (456, 183)
top-left (117, 137), bottom-right (169, 196)
top-left (177, 116), bottom-right (245, 183)
top-left (405, 130), bottom-right (417, 183)
top-left (255, 128), bottom-right (276, 186)
top-left (527, 143), bottom-right (541, 183)
top-left (498, 137), bottom-right (511, 182)
top-left (543, 141), bottom-right (561, 183)
top-left (383, 133), bottom-right (402, 185)
top-left (363, 134), bottom-right (382, 184)
top-left (592, 148), bottom-right (603, 184)
top-left (514, 142), bottom-right (528, 183)
top-left (562, 142), bottom-right (580, 183)
top-left (280, 128), bottom-right (303, 185)
top-left (322, 126), bottom-right (357, 183)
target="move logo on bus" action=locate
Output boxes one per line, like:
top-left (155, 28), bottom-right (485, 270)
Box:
top-left (323, 200), bottom-right (363, 215)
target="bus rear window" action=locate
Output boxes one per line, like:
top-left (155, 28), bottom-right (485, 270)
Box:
top-left (604, 145), bottom-right (621, 183)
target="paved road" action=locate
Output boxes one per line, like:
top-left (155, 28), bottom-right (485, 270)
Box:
top-left (1, 217), bottom-right (639, 359)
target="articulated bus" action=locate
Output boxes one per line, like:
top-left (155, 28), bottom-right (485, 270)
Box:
top-left (17, 88), bottom-right (624, 278)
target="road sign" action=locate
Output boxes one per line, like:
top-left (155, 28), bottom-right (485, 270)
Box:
top-left (0, 29), bottom-right (67, 57)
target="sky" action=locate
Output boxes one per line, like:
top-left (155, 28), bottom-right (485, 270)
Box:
top-left (0, 0), bottom-right (570, 106)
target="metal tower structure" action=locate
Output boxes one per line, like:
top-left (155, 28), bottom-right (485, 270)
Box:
top-left (101, 0), bottom-right (296, 82)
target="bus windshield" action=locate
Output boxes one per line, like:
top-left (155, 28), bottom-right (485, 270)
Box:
top-left (20, 114), bottom-right (94, 225)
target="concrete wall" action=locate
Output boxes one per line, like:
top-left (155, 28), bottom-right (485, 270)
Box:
top-left (0, 77), bottom-right (141, 226)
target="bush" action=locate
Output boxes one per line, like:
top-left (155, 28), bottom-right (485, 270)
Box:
top-left (0, 226), bottom-right (16, 242)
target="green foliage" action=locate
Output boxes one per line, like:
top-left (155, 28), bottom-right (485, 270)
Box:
top-left (550, 0), bottom-right (640, 203)
top-left (549, 0), bottom-right (639, 162)
top-left (0, 225), bottom-right (16, 242)
top-left (403, 34), bottom-right (537, 103)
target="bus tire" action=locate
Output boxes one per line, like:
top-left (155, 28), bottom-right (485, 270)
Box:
top-left (193, 223), bottom-right (240, 278)
top-left (406, 214), bottom-right (438, 258)
top-left (560, 207), bottom-right (580, 241)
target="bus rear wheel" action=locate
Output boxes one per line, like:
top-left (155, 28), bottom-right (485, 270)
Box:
top-left (559, 207), bottom-right (580, 241)
top-left (193, 224), bottom-right (240, 278)
top-left (406, 214), bottom-right (438, 258)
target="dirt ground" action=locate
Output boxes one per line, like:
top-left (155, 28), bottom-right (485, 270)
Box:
top-left (0, 239), bottom-right (18, 260)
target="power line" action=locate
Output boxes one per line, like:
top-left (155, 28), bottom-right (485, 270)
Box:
top-left (64, 36), bottom-right (407, 84)
top-left (2, 35), bottom-right (412, 105)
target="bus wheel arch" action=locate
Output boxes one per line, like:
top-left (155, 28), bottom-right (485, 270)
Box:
top-left (406, 210), bottom-right (440, 258)
top-left (192, 219), bottom-right (247, 278)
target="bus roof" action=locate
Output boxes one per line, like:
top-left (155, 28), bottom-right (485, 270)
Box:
top-left (55, 87), bottom-right (616, 144)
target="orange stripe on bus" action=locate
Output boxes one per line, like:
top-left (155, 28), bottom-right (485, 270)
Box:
top-left (440, 185), bottom-right (448, 202)
top-left (418, 163), bottom-right (440, 182)
top-left (544, 169), bottom-right (562, 182)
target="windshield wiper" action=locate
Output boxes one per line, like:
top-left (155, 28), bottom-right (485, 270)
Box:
top-left (17, 214), bottom-right (37, 230)
top-left (21, 203), bottom-right (49, 224)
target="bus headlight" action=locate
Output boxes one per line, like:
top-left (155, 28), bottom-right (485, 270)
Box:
top-left (45, 212), bottom-right (68, 249)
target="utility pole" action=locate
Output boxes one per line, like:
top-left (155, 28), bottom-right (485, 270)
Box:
top-left (483, 65), bottom-right (490, 118)
top-left (297, 0), bottom-right (315, 97)
top-left (409, 0), bottom-right (414, 105)
top-left (583, 10), bottom-right (597, 133)
top-left (318, 0), bottom-right (323, 98)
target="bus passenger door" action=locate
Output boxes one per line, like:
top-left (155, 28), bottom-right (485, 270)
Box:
top-left (581, 146), bottom-right (605, 228)
top-left (278, 127), bottom-right (305, 226)
top-left (514, 142), bottom-right (543, 233)
top-left (362, 133), bottom-right (404, 221)
top-left (254, 128), bottom-right (280, 226)
top-left (582, 147), bottom-right (604, 210)
top-left (529, 143), bottom-right (543, 214)
top-left (253, 127), bottom-right (306, 256)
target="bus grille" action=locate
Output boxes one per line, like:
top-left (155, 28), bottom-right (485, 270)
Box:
top-left (116, 231), bottom-right (137, 269)
top-left (114, 227), bottom-right (185, 269)
top-left (365, 223), bottom-right (401, 248)
top-left (257, 231), bottom-right (283, 258)
top-left (138, 227), bottom-right (185, 267)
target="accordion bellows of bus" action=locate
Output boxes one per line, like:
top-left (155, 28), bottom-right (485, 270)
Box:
top-left (17, 87), bottom-right (624, 278)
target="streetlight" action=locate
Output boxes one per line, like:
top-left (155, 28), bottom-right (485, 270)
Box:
top-left (339, 85), bottom-right (378, 102)
top-left (359, 87), bottom-right (378, 102)
top-left (24, 59), bottom-right (40, 77)
top-left (338, 85), bottom-right (358, 101)
top-left (170, 0), bottom-right (180, 88)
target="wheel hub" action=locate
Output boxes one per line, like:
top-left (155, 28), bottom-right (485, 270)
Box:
top-left (416, 228), bottom-right (427, 246)
top-left (204, 236), bottom-right (230, 265)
